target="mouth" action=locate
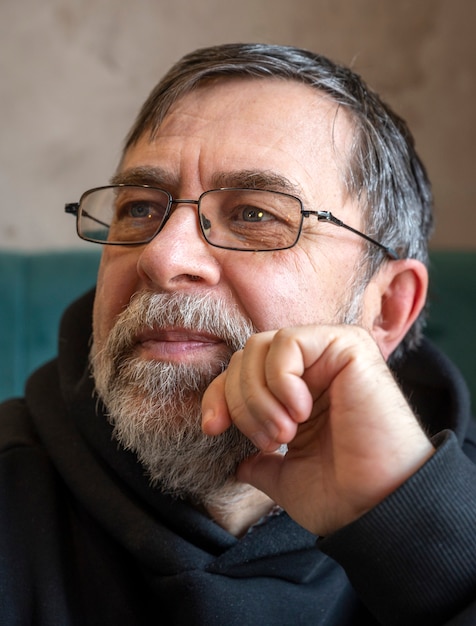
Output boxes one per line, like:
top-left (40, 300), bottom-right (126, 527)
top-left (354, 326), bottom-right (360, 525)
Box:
top-left (134, 327), bottom-right (229, 362)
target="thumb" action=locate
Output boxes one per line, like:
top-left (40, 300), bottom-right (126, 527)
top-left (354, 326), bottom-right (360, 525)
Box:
top-left (237, 451), bottom-right (286, 503)
top-left (201, 371), bottom-right (233, 436)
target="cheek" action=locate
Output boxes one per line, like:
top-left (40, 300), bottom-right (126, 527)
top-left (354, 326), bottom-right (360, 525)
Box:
top-left (221, 245), bottom-right (360, 331)
top-left (92, 251), bottom-right (140, 348)
top-left (222, 253), bottom-right (322, 331)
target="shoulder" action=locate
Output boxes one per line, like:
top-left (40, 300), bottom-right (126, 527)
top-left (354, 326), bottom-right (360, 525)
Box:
top-left (395, 337), bottom-right (473, 441)
top-left (0, 395), bottom-right (56, 493)
top-left (0, 397), bottom-right (40, 453)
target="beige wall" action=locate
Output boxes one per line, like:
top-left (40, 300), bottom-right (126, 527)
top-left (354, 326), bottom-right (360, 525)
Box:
top-left (1, 0), bottom-right (475, 250)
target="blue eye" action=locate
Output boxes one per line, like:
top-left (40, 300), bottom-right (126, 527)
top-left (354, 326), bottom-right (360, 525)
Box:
top-left (129, 202), bottom-right (152, 218)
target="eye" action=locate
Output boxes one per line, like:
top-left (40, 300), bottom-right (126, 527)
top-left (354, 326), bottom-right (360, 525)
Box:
top-left (128, 201), bottom-right (152, 219)
top-left (115, 198), bottom-right (167, 223)
top-left (241, 206), bottom-right (273, 222)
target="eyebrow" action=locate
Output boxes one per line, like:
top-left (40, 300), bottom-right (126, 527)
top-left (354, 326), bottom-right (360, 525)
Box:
top-left (110, 166), bottom-right (179, 188)
top-left (210, 170), bottom-right (304, 197)
top-left (111, 166), bottom-right (304, 199)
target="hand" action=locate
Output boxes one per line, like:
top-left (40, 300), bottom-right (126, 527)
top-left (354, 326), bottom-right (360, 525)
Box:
top-left (202, 325), bottom-right (435, 536)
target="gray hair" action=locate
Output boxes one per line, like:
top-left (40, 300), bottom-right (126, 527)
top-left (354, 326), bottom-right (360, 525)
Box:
top-left (123, 43), bottom-right (434, 363)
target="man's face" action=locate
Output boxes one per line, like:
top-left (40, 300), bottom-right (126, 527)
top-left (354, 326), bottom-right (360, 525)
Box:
top-left (91, 78), bottom-right (371, 501)
top-left (94, 77), bottom-right (367, 357)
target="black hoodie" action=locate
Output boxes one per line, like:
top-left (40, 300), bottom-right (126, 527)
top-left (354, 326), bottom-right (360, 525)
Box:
top-left (1, 289), bottom-right (476, 626)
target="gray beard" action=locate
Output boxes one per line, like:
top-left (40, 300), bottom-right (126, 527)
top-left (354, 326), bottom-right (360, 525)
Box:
top-left (91, 287), bottom-right (363, 507)
top-left (90, 291), bottom-right (259, 506)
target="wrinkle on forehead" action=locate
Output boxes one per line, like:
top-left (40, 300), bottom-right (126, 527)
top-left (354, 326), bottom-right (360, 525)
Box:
top-left (111, 165), bottom-right (305, 199)
top-left (116, 79), bottom-right (356, 212)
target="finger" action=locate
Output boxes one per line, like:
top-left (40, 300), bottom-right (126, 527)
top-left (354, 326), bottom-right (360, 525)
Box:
top-left (265, 325), bottom-right (367, 414)
top-left (231, 334), bottom-right (299, 448)
top-left (264, 328), bottom-right (316, 423)
top-left (201, 371), bottom-right (232, 435)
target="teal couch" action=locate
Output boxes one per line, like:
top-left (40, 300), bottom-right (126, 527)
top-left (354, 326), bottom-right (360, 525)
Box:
top-left (1, 249), bottom-right (475, 409)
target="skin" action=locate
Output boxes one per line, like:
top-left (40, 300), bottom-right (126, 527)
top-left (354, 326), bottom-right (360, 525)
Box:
top-left (93, 77), bottom-right (433, 535)
top-left (202, 325), bottom-right (433, 535)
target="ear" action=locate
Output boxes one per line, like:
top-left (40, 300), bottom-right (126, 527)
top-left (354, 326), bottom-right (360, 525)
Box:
top-left (363, 259), bottom-right (428, 361)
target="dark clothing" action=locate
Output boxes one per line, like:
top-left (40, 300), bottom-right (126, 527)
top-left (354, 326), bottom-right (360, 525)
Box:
top-left (1, 289), bottom-right (476, 625)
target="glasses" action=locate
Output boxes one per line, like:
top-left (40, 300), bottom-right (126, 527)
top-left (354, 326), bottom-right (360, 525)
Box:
top-left (65, 184), bottom-right (399, 258)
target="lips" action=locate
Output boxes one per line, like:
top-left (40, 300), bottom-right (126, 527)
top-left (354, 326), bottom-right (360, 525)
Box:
top-left (134, 327), bottom-right (226, 360)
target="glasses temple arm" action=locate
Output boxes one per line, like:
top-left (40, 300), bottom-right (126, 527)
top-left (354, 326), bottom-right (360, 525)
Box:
top-left (308, 210), bottom-right (400, 260)
top-left (65, 203), bottom-right (111, 229)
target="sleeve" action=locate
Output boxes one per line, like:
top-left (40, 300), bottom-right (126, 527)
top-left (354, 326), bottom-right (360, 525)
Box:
top-left (318, 430), bottom-right (476, 626)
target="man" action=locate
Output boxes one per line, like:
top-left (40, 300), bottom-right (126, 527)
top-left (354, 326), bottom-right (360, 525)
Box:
top-left (1, 43), bottom-right (475, 625)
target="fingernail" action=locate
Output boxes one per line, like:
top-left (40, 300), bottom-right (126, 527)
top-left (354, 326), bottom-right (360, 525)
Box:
top-left (264, 419), bottom-right (279, 439)
top-left (251, 431), bottom-right (271, 450)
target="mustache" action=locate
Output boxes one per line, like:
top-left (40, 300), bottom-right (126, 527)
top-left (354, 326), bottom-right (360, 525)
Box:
top-left (95, 290), bottom-right (257, 361)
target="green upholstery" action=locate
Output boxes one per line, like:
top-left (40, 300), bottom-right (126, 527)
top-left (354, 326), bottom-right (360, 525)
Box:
top-left (0, 250), bottom-right (475, 409)
top-left (425, 250), bottom-right (476, 409)
top-left (0, 250), bottom-right (101, 402)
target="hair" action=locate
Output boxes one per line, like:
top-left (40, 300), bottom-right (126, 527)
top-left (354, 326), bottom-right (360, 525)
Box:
top-left (123, 43), bottom-right (434, 363)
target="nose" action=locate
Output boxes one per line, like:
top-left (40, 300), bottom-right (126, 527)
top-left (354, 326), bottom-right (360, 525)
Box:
top-left (136, 203), bottom-right (221, 291)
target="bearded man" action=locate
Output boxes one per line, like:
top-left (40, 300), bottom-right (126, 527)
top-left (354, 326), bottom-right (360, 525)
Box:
top-left (1, 43), bottom-right (475, 625)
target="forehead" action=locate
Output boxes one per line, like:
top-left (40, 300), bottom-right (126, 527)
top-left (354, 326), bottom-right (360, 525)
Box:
top-left (119, 78), bottom-right (354, 204)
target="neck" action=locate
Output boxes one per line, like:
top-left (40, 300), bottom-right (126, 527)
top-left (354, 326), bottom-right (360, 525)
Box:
top-left (202, 481), bottom-right (276, 537)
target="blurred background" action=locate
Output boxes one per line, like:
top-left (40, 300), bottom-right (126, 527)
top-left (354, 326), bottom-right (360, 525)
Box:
top-left (1, 0), bottom-right (475, 405)
top-left (1, 0), bottom-right (475, 251)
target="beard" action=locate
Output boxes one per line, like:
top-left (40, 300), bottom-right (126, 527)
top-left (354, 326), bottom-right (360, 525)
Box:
top-left (91, 284), bottom-right (363, 508)
top-left (90, 291), bottom-right (259, 506)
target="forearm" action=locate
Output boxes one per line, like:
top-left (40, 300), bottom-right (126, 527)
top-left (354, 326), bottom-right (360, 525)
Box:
top-left (319, 431), bottom-right (476, 626)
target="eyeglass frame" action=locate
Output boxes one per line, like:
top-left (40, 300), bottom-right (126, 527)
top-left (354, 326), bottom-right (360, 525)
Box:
top-left (65, 184), bottom-right (399, 259)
